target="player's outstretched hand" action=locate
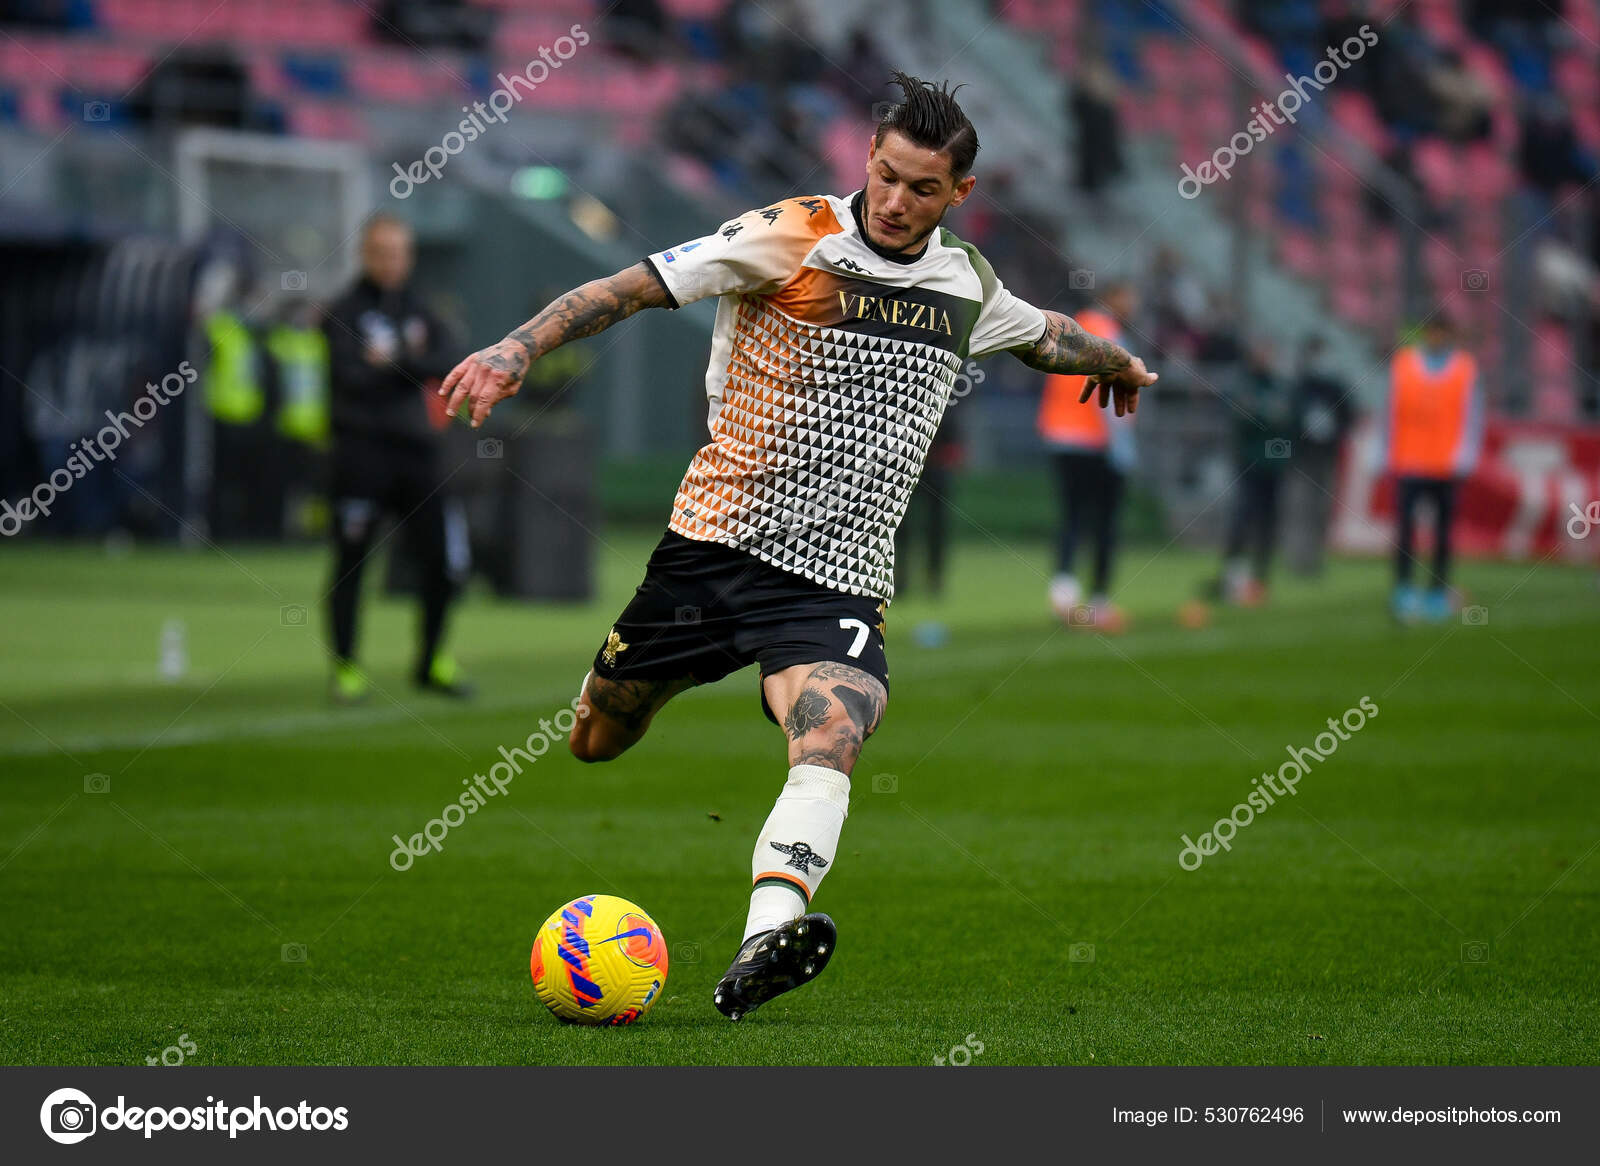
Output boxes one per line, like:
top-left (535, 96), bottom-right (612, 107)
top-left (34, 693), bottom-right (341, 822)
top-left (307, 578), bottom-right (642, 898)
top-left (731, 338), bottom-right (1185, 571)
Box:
top-left (439, 338), bottom-right (532, 428)
top-left (1079, 355), bottom-right (1158, 417)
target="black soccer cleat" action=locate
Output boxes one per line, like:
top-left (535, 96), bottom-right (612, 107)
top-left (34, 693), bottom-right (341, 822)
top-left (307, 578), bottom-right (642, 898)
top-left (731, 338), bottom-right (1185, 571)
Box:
top-left (713, 913), bottom-right (836, 1022)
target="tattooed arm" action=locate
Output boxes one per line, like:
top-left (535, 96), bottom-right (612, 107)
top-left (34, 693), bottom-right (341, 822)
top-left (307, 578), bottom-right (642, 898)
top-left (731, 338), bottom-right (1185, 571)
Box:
top-left (439, 261), bottom-right (670, 428)
top-left (1013, 310), bottom-right (1159, 417)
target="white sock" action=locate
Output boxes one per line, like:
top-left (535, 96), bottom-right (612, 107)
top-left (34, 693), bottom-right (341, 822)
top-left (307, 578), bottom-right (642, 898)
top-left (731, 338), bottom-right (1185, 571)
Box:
top-left (1050, 573), bottom-right (1082, 613)
top-left (743, 763), bottom-right (850, 940)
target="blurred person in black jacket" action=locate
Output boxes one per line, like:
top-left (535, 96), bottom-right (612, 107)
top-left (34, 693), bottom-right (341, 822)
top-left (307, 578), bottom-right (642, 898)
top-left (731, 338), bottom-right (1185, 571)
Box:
top-left (1285, 336), bottom-right (1353, 576)
top-left (1211, 342), bottom-right (1296, 606)
top-left (323, 214), bottom-right (471, 703)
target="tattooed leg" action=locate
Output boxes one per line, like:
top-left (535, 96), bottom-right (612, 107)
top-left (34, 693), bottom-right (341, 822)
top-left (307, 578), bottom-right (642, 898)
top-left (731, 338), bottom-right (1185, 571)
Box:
top-left (570, 672), bottom-right (696, 763)
top-left (766, 661), bottom-right (888, 775)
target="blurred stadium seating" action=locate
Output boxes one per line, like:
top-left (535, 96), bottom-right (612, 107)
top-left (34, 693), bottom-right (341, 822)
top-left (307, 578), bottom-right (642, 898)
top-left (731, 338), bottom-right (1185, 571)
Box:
top-left (0, 0), bottom-right (1596, 553)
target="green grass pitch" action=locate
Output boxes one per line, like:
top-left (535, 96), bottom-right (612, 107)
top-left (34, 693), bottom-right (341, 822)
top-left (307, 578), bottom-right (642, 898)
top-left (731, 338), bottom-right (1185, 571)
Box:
top-left (1, 532), bottom-right (1595, 1065)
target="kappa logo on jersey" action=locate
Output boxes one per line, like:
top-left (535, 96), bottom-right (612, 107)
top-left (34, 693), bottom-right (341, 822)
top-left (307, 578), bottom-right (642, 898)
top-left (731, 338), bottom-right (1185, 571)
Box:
top-left (770, 840), bottom-right (829, 873)
top-left (833, 257), bottom-right (870, 274)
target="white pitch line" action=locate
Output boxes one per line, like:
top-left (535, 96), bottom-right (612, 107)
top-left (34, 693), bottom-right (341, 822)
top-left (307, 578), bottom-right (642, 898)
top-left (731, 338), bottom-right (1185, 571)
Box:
top-left (0, 602), bottom-right (1588, 760)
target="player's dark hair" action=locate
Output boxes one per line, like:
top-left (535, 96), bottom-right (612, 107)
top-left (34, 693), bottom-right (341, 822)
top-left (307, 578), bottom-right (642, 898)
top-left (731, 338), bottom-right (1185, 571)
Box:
top-left (873, 71), bottom-right (979, 179)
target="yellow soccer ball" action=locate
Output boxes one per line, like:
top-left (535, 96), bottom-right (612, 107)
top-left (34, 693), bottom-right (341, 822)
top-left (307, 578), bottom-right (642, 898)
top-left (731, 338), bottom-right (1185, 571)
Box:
top-left (530, 894), bottom-right (669, 1026)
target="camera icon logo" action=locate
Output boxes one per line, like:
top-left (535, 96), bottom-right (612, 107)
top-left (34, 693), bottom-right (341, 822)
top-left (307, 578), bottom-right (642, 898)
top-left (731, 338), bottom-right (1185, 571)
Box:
top-left (40, 1087), bottom-right (97, 1144)
top-left (1461, 605), bottom-right (1489, 626)
top-left (674, 605), bottom-right (701, 625)
top-left (280, 604), bottom-right (307, 627)
top-left (83, 773), bottom-right (111, 794)
top-left (871, 773), bottom-right (899, 794)
top-left (281, 270), bottom-right (308, 292)
top-left (476, 438), bottom-right (504, 459)
top-left (82, 101), bottom-right (110, 122)
top-left (1266, 438), bottom-right (1292, 459)
top-left (870, 100), bottom-right (897, 122)
top-left (1069, 604), bottom-right (1097, 627)
top-left (673, 941), bottom-right (702, 964)
top-left (1460, 940), bottom-right (1489, 964)
top-left (281, 942), bottom-right (308, 963)
top-left (1068, 942), bottom-right (1096, 963)
top-left (1068, 268), bottom-right (1096, 291)
top-left (1460, 269), bottom-right (1490, 292)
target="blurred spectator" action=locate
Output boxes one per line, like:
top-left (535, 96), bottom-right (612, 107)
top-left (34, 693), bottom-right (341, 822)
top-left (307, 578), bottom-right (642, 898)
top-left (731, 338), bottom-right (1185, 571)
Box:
top-left (195, 252), bottom-right (276, 541)
top-left (1069, 57), bottom-right (1126, 199)
top-left (1212, 342), bottom-right (1294, 606)
top-left (374, 0), bottom-right (491, 53)
top-left (267, 298), bottom-right (331, 540)
top-left (1427, 50), bottom-right (1493, 144)
top-left (1381, 315), bottom-right (1484, 623)
top-left (1037, 282), bottom-right (1139, 632)
top-left (895, 410), bottom-right (960, 603)
top-left (831, 27), bottom-right (895, 109)
top-left (128, 48), bottom-right (266, 131)
top-left (1195, 292), bottom-right (1244, 366)
top-left (1284, 336), bottom-right (1353, 577)
top-left (0, 0), bottom-right (78, 27)
top-left (603, 0), bottom-right (669, 63)
top-left (721, 0), bottom-right (825, 89)
top-left (1146, 245), bottom-right (1208, 360)
top-left (1518, 96), bottom-right (1598, 195)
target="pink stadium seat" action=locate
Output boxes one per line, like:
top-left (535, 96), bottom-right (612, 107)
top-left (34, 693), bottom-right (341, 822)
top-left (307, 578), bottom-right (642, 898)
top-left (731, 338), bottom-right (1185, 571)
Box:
top-left (1277, 230), bottom-right (1321, 277)
top-left (67, 45), bottom-right (150, 91)
top-left (1142, 38), bottom-right (1182, 81)
top-left (244, 51), bottom-right (289, 99)
top-left (658, 0), bottom-right (726, 18)
top-left (1460, 143), bottom-right (1514, 201)
top-left (1554, 53), bottom-right (1599, 108)
top-left (1366, 228), bottom-right (1401, 278)
top-left (1573, 107), bottom-right (1600, 152)
top-left (1330, 91), bottom-right (1391, 155)
top-left (1332, 281), bottom-right (1378, 327)
top-left (1412, 138), bottom-right (1462, 205)
top-left (21, 85), bottom-right (63, 131)
top-left (1237, 35), bottom-right (1278, 80)
top-left (349, 53), bottom-right (432, 103)
top-left (287, 99), bottom-right (363, 140)
top-left (1, 34), bottom-right (74, 83)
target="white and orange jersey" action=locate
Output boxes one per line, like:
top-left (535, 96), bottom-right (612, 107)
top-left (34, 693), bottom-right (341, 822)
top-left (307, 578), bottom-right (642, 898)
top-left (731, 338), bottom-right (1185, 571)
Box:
top-left (646, 190), bottom-right (1047, 601)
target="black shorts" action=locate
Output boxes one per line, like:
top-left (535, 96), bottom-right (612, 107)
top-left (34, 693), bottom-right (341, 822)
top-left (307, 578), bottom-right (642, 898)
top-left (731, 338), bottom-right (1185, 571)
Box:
top-left (591, 531), bottom-right (889, 724)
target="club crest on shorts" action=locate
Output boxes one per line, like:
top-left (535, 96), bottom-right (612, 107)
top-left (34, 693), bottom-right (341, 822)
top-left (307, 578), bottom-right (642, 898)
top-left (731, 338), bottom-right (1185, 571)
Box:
top-left (770, 840), bottom-right (828, 873)
top-left (602, 628), bottom-right (629, 667)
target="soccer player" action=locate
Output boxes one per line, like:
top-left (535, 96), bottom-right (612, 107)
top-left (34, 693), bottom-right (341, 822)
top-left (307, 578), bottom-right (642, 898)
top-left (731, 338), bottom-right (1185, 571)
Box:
top-left (1381, 313), bottom-right (1483, 622)
top-left (440, 73), bottom-right (1156, 1020)
top-left (1036, 280), bottom-right (1140, 631)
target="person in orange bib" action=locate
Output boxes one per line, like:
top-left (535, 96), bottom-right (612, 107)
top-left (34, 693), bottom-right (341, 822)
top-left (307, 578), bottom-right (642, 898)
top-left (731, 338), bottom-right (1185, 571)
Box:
top-left (1037, 282), bottom-right (1139, 631)
top-left (1381, 314), bottom-right (1484, 623)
